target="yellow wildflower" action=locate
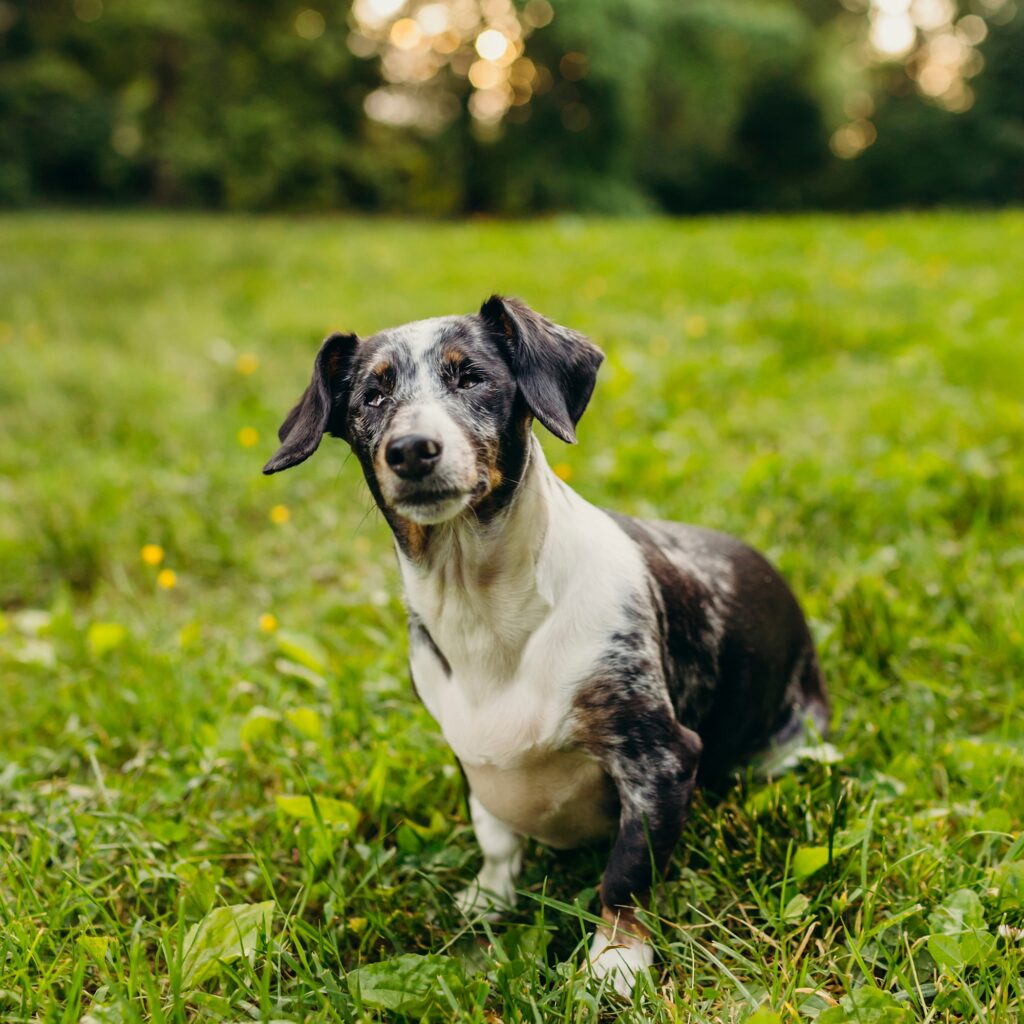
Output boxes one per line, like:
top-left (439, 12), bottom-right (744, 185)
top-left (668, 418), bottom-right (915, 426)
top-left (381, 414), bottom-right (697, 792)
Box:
top-left (238, 427), bottom-right (259, 448)
top-left (258, 613), bottom-right (278, 633)
top-left (140, 543), bottom-right (164, 566)
top-left (157, 569), bottom-right (177, 589)
top-left (236, 352), bottom-right (260, 375)
top-left (685, 314), bottom-right (707, 338)
top-left (270, 504), bottom-right (291, 525)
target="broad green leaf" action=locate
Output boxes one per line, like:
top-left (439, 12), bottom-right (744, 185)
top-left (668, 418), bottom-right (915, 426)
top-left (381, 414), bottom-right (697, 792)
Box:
top-left (178, 621), bottom-right (202, 650)
top-left (285, 705), bottom-right (323, 739)
top-left (746, 1008), bottom-right (783, 1024)
top-left (273, 657), bottom-right (326, 690)
top-left (181, 901), bottom-right (274, 987)
top-left (993, 861), bottom-right (1024, 910)
top-left (927, 933), bottom-right (964, 971)
top-left (78, 935), bottom-right (113, 961)
top-left (782, 893), bottom-right (811, 922)
top-left (275, 631), bottom-right (327, 673)
top-left (958, 928), bottom-right (996, 966)
top-left (80, 1000), bottom-right (132, 1023)
top-left (927, 888), bottom-right (984, 936)
top-left (500, 923), bottom-right (552, 961)
top-left (793, 845), bottom-right (830, 878)
top-left (975, 807), bottom-right (1012, 833)
top-left (818, 986), bottom-right (913, 1023)
top-left (87, 622), bottom-right (126, 657)
top-left (240, 706), bottom-right (280, 747)
top-left (395, 823), bottom-right (422, 854)
top-left (347, 953), bottom-right (457, 1013)
top-left (275, 794), bottom-right (359, 831)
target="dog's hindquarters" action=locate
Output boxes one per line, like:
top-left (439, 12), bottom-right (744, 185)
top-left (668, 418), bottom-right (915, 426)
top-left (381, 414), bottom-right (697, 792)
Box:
top-left (610, 516), bottom-right (829, 786)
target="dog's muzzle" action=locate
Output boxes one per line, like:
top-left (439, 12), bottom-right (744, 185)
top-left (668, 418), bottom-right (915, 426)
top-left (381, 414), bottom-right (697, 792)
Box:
top-left (385, 434), bottom-right (442, 482)
top-left (379, 404), bottom-right (478, 524)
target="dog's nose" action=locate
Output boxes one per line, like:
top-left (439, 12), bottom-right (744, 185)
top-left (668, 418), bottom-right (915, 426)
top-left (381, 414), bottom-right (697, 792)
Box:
top-left (385, 434), bottom-right (443, 481)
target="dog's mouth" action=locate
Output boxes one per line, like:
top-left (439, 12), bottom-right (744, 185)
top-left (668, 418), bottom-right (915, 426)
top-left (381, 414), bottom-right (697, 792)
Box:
top-left (391, 485), bottom-right (472, 524)
top-left (396, 487), bottom-right (465, 507)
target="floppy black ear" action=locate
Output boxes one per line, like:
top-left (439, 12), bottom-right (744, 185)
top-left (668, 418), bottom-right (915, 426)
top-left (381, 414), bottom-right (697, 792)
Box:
top-left (262, 332), bottom-right (358, 475)
top-left (479, 296), bottom-right (604, 444)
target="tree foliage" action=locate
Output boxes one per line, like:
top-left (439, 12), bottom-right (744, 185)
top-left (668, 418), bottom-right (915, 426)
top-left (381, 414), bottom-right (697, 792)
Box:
top-left (0, 0), bottom-right (1020, 211)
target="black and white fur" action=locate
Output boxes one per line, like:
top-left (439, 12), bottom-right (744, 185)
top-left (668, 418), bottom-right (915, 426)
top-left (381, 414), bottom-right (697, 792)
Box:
top-left (264, 298), bottom-right (829, 995)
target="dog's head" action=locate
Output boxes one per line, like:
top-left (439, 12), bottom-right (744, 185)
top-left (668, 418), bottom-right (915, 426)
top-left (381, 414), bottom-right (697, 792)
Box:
top-left (263, 297), bottom-right (604, 528)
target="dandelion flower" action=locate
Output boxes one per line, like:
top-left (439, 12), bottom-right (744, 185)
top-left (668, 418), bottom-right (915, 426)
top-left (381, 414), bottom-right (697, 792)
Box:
top-left (141, 543), bottom-right (165, 566)
top-left (238, 427), bottom-right (259, 448)
top-left (553, 463), bottom-right (573, 481)
top-left (236, 353), bottom-right (260, 375)
top-left (270, 504), bottom-right (291, 525)
top-left (258, 612), bottom-right (278, 633)
top-left (157, 568), bottom-right (177, 590)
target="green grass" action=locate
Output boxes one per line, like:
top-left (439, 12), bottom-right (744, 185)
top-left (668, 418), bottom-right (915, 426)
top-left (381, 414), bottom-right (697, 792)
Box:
top-left (1, 211), bottom-right (1023, 1022)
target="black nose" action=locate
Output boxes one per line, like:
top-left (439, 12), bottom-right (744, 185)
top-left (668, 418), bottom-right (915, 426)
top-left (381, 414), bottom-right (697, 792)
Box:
top-left (385, 434), bottom-right (443, 481)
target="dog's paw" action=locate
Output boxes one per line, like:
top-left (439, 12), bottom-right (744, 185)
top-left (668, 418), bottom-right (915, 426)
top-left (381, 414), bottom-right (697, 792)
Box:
top-left (587, 927), bottom-right (654, 998)
top-left (454, 877), bottom-right (517, 921)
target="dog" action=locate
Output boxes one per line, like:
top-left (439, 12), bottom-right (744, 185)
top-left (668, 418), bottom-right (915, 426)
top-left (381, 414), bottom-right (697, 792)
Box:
top-left (264, 297), bottom-right (829, 995)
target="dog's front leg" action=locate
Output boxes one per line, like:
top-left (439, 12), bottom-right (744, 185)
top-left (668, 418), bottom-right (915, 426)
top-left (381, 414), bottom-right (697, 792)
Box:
top-left (455, 792), bottom-right (525, 920)
top-left (578, 708), bottom-right (702, 996)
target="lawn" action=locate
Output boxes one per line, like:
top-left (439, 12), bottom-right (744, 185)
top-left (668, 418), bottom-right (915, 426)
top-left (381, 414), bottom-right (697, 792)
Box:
top-left (1, 211), bottom-right (1022, 1022)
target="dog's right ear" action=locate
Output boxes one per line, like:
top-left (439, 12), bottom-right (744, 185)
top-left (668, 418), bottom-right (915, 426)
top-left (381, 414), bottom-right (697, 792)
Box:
top-left (263, 332), bottom-right (358, 475)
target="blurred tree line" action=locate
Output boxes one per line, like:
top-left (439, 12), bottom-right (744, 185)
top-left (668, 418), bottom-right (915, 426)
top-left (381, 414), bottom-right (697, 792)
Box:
top-left (1, 0), bottom-right (1021, 213)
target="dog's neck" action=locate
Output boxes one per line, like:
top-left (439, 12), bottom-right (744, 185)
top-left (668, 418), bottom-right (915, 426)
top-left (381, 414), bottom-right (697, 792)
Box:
top-left (395, 434), bottom-right (562, 686)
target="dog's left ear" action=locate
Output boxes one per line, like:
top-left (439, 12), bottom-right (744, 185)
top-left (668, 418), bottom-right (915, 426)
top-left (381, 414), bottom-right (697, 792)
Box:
top-left (479, 295), bottom-right (604, 444)
top-left (263, 332), bottom-right (358, 474)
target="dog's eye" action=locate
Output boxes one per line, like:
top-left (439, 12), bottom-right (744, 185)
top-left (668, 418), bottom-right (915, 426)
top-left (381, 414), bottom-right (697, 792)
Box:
top-left (365, 389), bottom-right (385, 408)
top-left (458, 372), bottom-right (482, 390)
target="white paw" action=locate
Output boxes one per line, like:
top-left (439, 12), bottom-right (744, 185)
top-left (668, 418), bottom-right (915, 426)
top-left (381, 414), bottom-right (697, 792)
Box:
top-left (454, 876), bottom-right (516, 921)
top-left (587, 928), bottom-right (654, 997)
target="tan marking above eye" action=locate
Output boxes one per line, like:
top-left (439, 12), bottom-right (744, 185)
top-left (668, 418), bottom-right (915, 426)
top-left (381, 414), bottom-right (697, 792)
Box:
top-left (371, 360), bottom-right (391, 378)
top-left (441, 349), bottom-right (464, 366)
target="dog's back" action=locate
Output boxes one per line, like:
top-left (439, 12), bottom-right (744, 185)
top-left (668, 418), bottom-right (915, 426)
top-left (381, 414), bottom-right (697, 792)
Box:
top-left (612, 515), bottom-right (828, 783)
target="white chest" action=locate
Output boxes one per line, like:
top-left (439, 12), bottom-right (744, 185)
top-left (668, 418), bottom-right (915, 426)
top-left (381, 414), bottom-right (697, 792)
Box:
top-left (410, 640), bottom-right (617, 846)
top-left (409, 639), bottom-right (568, 768)
top-left (400, 461), bottom-right (650, 847)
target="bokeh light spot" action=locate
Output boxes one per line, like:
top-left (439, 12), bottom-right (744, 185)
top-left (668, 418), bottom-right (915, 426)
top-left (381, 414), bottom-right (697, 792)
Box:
top-left (73, 0), bottom-right (103, 22)
top-left (390, 17), bottom-right (422, 49)
top-left (559, 52), bottom-right (588, 81)
top-left (561, 102), bottom-right (590, 132)
top-left (295, 8), bottom-right (325, 39)
top-left (870, 11), bottom-right (916, 56)
top-left (469, 59), bottom-right (505, 89)
top-left (416, 3), bottom-right (448, 35)
top-left (110, 124), bottom-right (141, 157)
top-left (523, 0), bottom-right (554, 28)
top-left (475, 28), bottom-right (509, 61)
